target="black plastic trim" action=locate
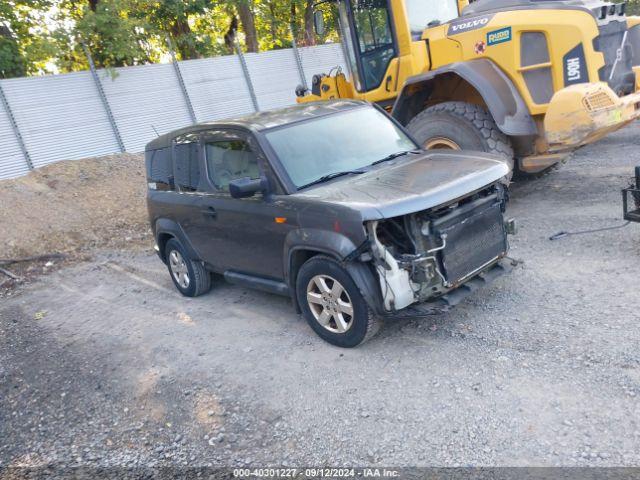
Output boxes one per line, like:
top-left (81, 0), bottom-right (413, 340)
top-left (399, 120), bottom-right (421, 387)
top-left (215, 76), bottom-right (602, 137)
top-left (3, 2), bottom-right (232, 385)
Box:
top-left (154, 217), bottom-right (201, 262)
top-left (224, 271), bottom-right (290, 296)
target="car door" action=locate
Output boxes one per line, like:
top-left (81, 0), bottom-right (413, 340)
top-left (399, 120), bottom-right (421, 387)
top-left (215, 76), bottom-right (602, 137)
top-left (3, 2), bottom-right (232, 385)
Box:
top-left (165, 132), bottom-right (219, 263)
top-left (188, 129), bottom-right (293, 280)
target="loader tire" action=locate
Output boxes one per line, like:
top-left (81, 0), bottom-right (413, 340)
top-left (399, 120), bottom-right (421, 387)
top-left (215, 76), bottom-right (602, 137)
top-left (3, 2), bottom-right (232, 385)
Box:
top-left (406, 101), bottom-right (514, 174)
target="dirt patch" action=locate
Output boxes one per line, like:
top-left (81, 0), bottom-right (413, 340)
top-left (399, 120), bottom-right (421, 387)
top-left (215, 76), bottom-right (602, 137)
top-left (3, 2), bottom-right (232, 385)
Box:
top-left (194, 392), bottom-right (225, 429)
top-left (134, 368), bottom-right (168, 422)
top-left (0, 153), bottom-right (151, 260)
top-left (0, 254), bottom-right (84, 299)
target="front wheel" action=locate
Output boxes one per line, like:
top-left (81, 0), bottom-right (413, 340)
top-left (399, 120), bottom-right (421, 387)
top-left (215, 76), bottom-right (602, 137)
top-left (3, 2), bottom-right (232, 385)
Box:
top-left (296, 255), bottom-right (381, 348)
top-left (406, 101), bottom-right (514, 173)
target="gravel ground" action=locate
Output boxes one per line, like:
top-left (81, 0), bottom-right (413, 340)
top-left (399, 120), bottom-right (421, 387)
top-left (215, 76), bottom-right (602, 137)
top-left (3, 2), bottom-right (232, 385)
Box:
top-left (1, 122), bottom-right (640, 469)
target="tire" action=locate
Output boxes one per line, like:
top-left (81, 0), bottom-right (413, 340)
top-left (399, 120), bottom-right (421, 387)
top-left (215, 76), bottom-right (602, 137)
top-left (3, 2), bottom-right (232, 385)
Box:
top-left (406, 101), bottom-right (514, 173)
top-left (165, 238), bottom-right (211, 297)
top-left (296, 255), bottom-right (381, 348)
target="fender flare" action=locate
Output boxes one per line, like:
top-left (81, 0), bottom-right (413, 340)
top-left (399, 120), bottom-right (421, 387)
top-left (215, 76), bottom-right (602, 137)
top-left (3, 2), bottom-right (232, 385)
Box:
top-left (154, 218), bottom-right (201, 262)
top-left (391, 59), bottom-right (537, 137)
top-left (283, 229), bottom-right (385, 315)
top-left (344, 261), bottom-right (386, 317)
top-left (283, 228), bottom-right (358, 285)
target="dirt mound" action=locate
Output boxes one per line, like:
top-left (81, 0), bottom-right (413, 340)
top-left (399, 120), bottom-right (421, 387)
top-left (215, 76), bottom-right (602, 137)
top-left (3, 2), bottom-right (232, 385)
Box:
top-left (0, 153), bottom-right (151, 259)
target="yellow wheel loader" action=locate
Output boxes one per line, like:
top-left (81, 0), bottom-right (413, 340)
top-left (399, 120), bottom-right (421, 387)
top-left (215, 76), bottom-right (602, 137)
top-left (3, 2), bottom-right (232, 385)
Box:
top-left (295, 0), bottom-right (640, 177)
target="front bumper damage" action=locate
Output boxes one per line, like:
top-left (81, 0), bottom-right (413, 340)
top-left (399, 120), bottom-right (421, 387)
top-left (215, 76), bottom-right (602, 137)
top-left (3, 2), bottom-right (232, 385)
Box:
top-left (544, 77), bottom-right (640, 152)
top-left (394, 260), bottom-right (512, 318)
top-left (360, 187), bottom-right (515, 318)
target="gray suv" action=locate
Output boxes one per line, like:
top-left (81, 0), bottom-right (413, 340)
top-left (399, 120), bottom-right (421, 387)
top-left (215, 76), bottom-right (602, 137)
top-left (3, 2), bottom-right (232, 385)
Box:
top-left (145, 100), bottom-right (513, 347)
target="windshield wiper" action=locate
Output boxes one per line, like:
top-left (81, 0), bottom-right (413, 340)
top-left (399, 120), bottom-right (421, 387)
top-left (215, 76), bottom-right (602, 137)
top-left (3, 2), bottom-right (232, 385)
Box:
top-left (298, 170), bottom-right (366, 190)
top-left (370, 150), bottom-right (420, 166)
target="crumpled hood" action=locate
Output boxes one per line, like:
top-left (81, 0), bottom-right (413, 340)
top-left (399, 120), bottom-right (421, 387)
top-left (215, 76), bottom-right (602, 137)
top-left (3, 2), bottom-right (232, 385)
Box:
top-left (293, 151), bottom-right (510, 220)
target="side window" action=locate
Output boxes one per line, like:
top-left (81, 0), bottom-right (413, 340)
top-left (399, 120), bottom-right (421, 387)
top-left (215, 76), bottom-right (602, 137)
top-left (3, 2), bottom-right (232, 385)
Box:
top-left (173, 133), bottom-right (200, 192)
top-left (350, 0), bottom-right (395, 91)
top-left (204, 136), bottom-right (260, 193)
top-left (145, 147), bottom-right (173, 191)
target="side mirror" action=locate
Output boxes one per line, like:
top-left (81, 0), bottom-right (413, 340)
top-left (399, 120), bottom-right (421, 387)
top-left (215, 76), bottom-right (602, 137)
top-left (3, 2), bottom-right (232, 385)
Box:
top-left (313, 10), bottom-right (325, 36)
top-left (229, 177), bottom-right (266, 199)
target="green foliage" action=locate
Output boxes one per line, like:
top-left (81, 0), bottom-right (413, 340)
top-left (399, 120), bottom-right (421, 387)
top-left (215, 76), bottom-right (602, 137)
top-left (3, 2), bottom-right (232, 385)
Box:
top-left (1, 0), bottom-right (334, 76)
top-left (52, 0), bottom-right (154, 72)
top-left (5, 0), bottom-right (639, 79)
top-left (140, 0), bottom-right (218, 59)
top-left (0, 0), bottom-right (330, 76)
top-left (0, 0), bottom-right (57, 77)
top-left (0, 32), bottom-right (27, 78)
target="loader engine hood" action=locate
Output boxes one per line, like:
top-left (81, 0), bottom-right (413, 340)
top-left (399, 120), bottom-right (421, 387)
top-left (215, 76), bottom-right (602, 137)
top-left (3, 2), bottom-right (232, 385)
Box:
top-left (295, 151), bottom-right (510, 221)
top-left (462, 0), bottom-right (590, 16)
top-left (460, 0), bottom-right (636, 96)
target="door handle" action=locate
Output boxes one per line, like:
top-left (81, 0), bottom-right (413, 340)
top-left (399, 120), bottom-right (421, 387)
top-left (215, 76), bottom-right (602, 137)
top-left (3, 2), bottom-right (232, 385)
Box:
top-left (201, 206), bottom-right (217, 219)
top-left (385, 75), bottom-right (393, 92)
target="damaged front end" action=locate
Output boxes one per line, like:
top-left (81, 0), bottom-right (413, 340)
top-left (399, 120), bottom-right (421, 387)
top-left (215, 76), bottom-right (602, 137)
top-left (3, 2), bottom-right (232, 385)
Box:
top-left (363, 184), bottom-right (514, 315)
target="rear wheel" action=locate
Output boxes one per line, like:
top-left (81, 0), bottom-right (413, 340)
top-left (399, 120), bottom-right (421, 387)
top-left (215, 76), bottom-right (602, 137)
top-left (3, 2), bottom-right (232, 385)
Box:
top-left (406, 101), bottom-right (514, 173)
top-left (165, 238), bottom-right (211, 297)
top-left (296, 255), bottom-right (381, 348)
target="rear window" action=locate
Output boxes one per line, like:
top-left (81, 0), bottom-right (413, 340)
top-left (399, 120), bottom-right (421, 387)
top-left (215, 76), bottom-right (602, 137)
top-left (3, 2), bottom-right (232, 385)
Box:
top-left (145, 147), bottom-right (173, 190)
top-left (173, 134), bottom-right (200, 192)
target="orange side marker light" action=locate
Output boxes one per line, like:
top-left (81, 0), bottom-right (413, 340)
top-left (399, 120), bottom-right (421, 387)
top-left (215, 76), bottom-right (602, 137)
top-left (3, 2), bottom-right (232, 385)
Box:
top-left (275, 217), bottom-right (287, 224)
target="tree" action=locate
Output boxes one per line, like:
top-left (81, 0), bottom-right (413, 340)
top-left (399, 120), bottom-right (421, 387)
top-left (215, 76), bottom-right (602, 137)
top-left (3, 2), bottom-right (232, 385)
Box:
top-left (140, 0), bottom-right (210, 60)
top-left (289, 0), bottom-right (321, 46)
top-left (51, 0), bottom-right (154, 72)
top-left (0, 24), bottom-right (26, 78)
top-left (0, 0), bottom-right (56, 77)
top-left (302, 0), bottom-right (315, 46)
top-left (235, 0), bottom-right (258, 52)
top-left (0, 0), bottom-right (336, 77)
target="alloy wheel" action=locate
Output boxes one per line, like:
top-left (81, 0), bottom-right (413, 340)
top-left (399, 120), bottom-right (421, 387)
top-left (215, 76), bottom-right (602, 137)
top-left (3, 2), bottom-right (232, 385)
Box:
top-left (169, 250), bottom-right (190, 289)
top-left (306, 275), bottom-right (354, 334)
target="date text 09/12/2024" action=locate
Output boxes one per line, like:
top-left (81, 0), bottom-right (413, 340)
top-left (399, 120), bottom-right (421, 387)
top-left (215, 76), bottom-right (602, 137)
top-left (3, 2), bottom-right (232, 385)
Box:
top-left (232, 468), bottom-right (400, 478)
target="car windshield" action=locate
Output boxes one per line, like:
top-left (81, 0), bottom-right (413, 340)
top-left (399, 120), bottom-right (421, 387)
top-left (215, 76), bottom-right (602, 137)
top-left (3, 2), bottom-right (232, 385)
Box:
top-left (264, 107), bottom-right (417, 189)
top-left (404, 0), bottom-right (459, 37)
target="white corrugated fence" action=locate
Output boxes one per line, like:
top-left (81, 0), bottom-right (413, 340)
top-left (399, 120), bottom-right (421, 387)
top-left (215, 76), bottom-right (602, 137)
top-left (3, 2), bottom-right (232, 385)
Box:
top-left (0, 43), bottom-right (347, 180)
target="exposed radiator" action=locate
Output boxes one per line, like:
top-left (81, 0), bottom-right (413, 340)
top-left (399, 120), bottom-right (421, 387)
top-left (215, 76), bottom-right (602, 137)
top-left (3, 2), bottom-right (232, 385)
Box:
top-left (433, 198), bottom-right (508, 286)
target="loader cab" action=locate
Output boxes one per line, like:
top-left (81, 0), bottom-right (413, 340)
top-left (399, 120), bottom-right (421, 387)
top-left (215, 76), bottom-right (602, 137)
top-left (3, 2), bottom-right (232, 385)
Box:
top-left (332, 0), bottom-right (396, 93)
top-left (316, 0), bottom-right (467, 96)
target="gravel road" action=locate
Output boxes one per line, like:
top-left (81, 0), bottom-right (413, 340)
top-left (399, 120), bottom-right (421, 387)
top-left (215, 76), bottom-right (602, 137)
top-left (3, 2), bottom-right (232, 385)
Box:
top-left (2, 122), bottom-right (640, 469)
